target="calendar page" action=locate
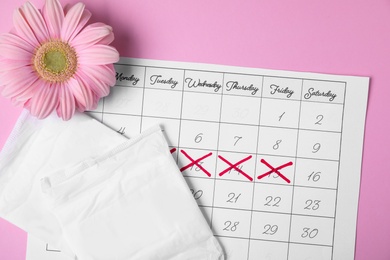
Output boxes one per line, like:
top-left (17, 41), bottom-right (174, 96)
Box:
top-left (27, 58), bottom-right (369, 260)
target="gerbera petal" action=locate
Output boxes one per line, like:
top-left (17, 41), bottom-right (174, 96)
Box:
top-left (12, 78), bottom-right (42, 103)
top-left (75, 69), bottom-right (110, 97)
top-left (61, 3), bottom-right (91, 42)
top-left (57, 83), bottom-right (75, 120)
top-left (42, 0), bottom-right (64, 39)
top-left (1, 77), bottom-right (36, 100)
top-left (96, 32), bottom-right (115, 46)
top-left (63, 4), bottom-right (72, 15)
top-left (30, 82), bottom-right (59, 119)
top-left (0, 66), bottom-right (36, 96)
top-left (79, 64), bottom-right (116, 87)
top-left (71, 23), bottom-right (113, 49)
top-left (67, 76), bottom-right (94, 110)
top-left (13, 8), bottom-right (40, 46)
top-left (0, 42), bottom-right (33, 61)
top-left (20, 2), bottom-right (49, 43)
top-left (0, 33), bottom-right (35, 53)
top-left (0, 58), bottom-right (30, 71)
top-left (90, 93), bottom-right (100, 111)
top-left (77, 45), bottom-right (119, 65)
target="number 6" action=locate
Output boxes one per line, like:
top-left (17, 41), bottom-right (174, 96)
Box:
top-left (194, 133), bottom-right (203, 143)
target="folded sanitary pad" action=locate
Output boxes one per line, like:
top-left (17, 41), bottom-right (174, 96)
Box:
top-left (0, 110), bottom-right (127, 255)
top-left (42, 126), bottom-right (223, 260)
top-left (0, 111), bottom-right (224, 259)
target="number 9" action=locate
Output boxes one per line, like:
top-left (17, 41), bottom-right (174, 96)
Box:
top-left (312, 143), bottom-right (321, 153)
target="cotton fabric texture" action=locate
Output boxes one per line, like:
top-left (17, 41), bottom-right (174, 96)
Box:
top-left (42, 126), bottom-right (224, 260)
top-left (0, 110), bottom-right (126, 256)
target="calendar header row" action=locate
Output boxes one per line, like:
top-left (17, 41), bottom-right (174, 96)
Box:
top-left (114, 64), bottom-right (346, 104)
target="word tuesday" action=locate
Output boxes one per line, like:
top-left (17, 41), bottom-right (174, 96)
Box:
top-left (149, 75), bottom-right (178, 89)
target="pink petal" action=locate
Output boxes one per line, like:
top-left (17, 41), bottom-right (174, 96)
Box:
top-left (63, 4), bottom-right (72, 15)
top-left (20, 2), bottom-right (49, 43)
top-left (90, 93), bottom-right (100, 111)
top-left (77, 45), bottom-right (119, 65)
top-left (79, 64), bottom-right (116, 87)
top-left (57, 83), bottom-right (75, 120)
top-left (88, 23), bottom-right (115, 45)
top-left (13, 6), bottom-right (39, 46)
top-left (67, 76), bottom-right (94, 110)
top-left (1, 77), bottom-right (37, 101)
top-left (42, 0), bottom-right (64, 39)
top-left (96, 32), bottom-right (114, 46)
top-left (0, 33), bottom-right (35, 52)
top-left (30, 82), bottom-right (59, 119)
top-left (12, 78), bottom-right (42, 103)
top-left (71, 23), bottom-right (114, 49)
top-left (75, 69), bottom-right (110, 97)
top-left (0, 66), bottom-right (37, 97)
top-left (61, 3), bottom-right (91, 42)
top-left (0, 58), bottom-right (30, 71)
top-left (0, 42), bottom-right (33, 61)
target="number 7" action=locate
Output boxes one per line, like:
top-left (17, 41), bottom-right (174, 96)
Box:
top-left (234, 136), bottom-right (242, 146)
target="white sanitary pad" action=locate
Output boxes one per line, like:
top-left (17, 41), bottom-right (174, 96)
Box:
top-left (0, 110), bottom-right (224, 259)
top-left (0, 110), bottom-right (126, 254)
top-left (41, 126), bottom-right (223, 260)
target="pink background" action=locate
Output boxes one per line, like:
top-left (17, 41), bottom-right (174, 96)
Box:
top-left (0, 0), bottom-right (389, 259)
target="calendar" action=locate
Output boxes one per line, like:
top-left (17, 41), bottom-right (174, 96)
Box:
top-left (26, 58), bottom-right (369, 260)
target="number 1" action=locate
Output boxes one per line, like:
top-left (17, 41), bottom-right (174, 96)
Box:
top-left (279, 112), bottom-right (286, 121)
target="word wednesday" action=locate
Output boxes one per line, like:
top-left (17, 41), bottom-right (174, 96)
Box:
top-left (185, 77), bottom-right (222, 92)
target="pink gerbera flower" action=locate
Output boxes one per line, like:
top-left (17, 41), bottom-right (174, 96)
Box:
top-left (0, 0), bottom-right (119, 120)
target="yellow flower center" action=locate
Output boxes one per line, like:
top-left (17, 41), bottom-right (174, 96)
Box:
top-left (33, 41), bottom-right (77, 83)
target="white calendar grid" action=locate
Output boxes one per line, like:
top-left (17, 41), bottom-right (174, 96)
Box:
top-left (84, 58), bottom-right (361, 260)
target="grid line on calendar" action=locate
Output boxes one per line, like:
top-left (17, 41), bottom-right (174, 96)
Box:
top-left (286, 78), bottom-right (304, 258)
top-left (208, 70), bottom-right (224, 230)
top-left (87, 111), bottom-right (343, 134)
top-left (198, 205), bottom-right (337, 218)
top-left (246, 75), bottom-right (264, 258)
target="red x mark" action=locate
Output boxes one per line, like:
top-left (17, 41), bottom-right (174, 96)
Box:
top-left (257, 159), bottom-right (292, 183)
top-left (218, 155), bottom-right (253, 181)
top-left (170, 148), bottom-right (177, 154)
top-left (180, 150), bottom-right (212, 177)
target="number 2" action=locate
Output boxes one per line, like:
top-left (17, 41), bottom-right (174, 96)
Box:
top-left (315, 115), bottom-right (324, 125)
